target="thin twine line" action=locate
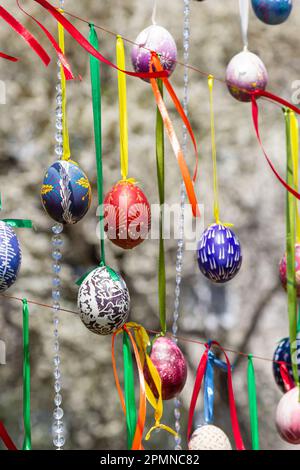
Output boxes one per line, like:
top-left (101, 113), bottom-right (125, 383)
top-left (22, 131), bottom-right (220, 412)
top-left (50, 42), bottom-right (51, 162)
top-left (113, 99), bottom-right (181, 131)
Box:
top-left (61, 9), bottom-right (284, 110)
top-left (0, 292), bottom-right (293, 367)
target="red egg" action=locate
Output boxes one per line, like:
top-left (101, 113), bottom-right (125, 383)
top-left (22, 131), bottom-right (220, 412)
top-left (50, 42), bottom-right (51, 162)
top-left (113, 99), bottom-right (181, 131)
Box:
top-left (104, 181), bottom-right (151, 250)
top-left (279, 244), bottom-right (300, 297)
top-left (144, 337), bottom-right (187, 401)
top-left (276, 387), bottom-right (300, 444)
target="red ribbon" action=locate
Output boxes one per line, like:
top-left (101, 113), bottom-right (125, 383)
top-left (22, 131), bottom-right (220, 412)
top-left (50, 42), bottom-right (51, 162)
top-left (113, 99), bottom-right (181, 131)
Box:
top-left (251, 91), bottom-right (300, 199)
top-left (16, 0), bottom-right (75, 80)
top-left (0, 6), bottom-right (50, 66)
top-left (0, 421), bottom-right (18, 450)
top-left (0, 52), bottom-right (19, 62)
top-left (33, 0), bottom-right (168, 80)
top-left (279, 361), bottom-right (295, 392)
top-left (187, 341), bottom-right (245, 451)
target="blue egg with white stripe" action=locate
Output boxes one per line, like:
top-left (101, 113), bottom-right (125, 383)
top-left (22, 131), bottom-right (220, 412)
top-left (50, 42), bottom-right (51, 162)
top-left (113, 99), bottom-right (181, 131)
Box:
top-left (197, 223), bottom-right (242, 283)
top-left (273, 336), bottom-right (300, 393)
top-left (0, 221), bottom-right (22, 292)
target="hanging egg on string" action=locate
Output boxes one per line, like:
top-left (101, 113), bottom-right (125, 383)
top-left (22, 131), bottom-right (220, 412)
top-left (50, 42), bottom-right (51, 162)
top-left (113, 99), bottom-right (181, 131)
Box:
top-left (197, 223), bottom-right (242, 283)
top-left (144, 336), bottom-right (187, 400)
top-left (188, 425), bottom-right (232, 450)
top-left (131, 25), bottom-right (177, 81)
top-left (225, 50), bottom-right (268, 102)
top-left (0, 221), bottom-right (22, 292)
top-left (78, 266), bottom-right (130, 335)
top-left (273, 336), bottom-right (300, 393)
top-left (251, 0), bottom-right (293, 25)
top-left (276, 386), bottom-right (300, 444)
top-left (41, 160), bottom-right (91, 224)
top-left (104, 180), bottom-right (151, 250)
top-left (279, 244), bottom-right (300, 297)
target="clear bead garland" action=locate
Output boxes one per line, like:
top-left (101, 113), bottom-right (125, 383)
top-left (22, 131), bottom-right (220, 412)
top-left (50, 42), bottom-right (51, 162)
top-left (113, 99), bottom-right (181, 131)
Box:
top-left (172, 0), bottom-right (191, 451)
top-left (51, 0), bottom-right (65, 450)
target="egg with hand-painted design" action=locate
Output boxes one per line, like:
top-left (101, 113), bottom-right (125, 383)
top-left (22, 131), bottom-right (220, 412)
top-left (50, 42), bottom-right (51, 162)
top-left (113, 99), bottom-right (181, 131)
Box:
top-left (78, 266), bottom-right (130, 336)
top-left (0, 221), bottom-right (22, 292)
top-left (131, 25), bottom-right (177, 81)
top-left (226, 50), bottom-right (268, 102)
top-left (251, 0), bottom-right (293, 25)
top-left (41, 160), bottom-right (91, 224)
top-left (273, 336), bottom-right (300, 393)
top-left (197, 223), bottom-right (242, 283)
top-left (188, 425), bottom-right (232, 450)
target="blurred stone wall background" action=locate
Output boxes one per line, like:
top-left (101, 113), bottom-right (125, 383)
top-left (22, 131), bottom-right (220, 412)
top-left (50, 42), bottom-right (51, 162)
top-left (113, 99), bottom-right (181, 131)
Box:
top-left (0, 0), bottom-right (299, 450)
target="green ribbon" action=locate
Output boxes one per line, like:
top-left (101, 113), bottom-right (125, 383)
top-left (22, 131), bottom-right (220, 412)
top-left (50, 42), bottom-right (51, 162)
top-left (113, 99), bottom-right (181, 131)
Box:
top-left (156, 79), bottom-right (166, 335)
top-left (123, 331), bottom-right (137, 449)
top-left (77, 25), bottom-right (117, 287)
top-left (284, 109), bottom-right (299, 385)
top-left (247, 355), bottom-right (260, 450)
top-left (89, 24), bottom-right (105, 267)
top-left (22, 299), bottom-right (31, 450)
top-left (1, 219), bottom-right (33, 229)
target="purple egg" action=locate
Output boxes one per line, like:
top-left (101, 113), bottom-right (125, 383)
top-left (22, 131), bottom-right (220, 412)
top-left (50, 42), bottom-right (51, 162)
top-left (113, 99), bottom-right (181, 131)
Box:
top-left (226, 50), bottom-right (268, 102)
top-left (144, 336), bottom-right (187, 400)
top-left (131, 25), bottom-right (177, 81)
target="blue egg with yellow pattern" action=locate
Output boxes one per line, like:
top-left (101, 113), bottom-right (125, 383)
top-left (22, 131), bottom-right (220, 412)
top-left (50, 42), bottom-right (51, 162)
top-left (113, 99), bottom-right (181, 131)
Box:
top-left (251, 0), bottom-right (292, 25)
top-left (273, 336), bottom-right (300, 393)
top-left (41, 160), bottom-right (91, 224)
top-left (0, 221), bottom-right (22, 292)
top-left (197, 223), bottom-right (242, 283)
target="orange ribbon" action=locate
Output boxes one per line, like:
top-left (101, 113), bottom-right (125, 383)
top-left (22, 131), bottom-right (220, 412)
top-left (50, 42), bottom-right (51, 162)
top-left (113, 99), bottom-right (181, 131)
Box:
top-left (112, 325), bottom-right (146, 450)
top-left (150, 55), bottom-right (200, 218)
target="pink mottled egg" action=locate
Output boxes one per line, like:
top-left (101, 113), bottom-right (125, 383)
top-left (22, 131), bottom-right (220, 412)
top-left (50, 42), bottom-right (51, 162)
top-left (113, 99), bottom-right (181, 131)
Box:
top-left (276, 387), bottom-right (300, 444)
top-left (145, 337), bottom-right (187, 400)
top-left (188, 425), bottom-right (232, 450)
top-left (279, 244), bottom-right (300, 297)
top-left (131, 25), bottom-right (177, 81)
top-left (226, 50), bottom-right (268, 102)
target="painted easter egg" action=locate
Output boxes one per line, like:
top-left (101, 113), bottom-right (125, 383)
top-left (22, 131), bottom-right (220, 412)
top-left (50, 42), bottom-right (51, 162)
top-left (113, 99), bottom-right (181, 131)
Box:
top-left (188, 425), bottom-right (232, 450)
top-left (41, 160), bottom-right (91, 224)
top-left (197, 223), bottom-right (242, 283)
top-left (273, 336), bottom-right (300, 392)
top-left (279, 244), bottom-right (300, 297)
top-left (104, 180), bottom-right (151, 250)
top-left (144, 336), bottom-right (187, 401)
top-left (0, 221), bottom-right (22, 292)
top-left (276, 386), bottom-right (300, 444)
top-left (131, 25), bottom-right (177, 81)
top-left (226, 50), bottom-right (268, 102)
top-left (251, 0), bottom-right (292, 25)
top-left (78, 266), bottom-right (130, 335)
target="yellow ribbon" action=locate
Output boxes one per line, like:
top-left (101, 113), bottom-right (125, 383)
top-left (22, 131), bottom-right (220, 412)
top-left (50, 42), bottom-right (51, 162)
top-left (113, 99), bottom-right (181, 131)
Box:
top-left (290, 112), bottom-right (300, 242)
top-left (116, 36), bottom-right (129, 180)
top-left (208, 75), bottom-right (233, 228)
top-left (58, 11), bottom-right (70, 162)
top-left (125, 322), bottom-right (178, 441)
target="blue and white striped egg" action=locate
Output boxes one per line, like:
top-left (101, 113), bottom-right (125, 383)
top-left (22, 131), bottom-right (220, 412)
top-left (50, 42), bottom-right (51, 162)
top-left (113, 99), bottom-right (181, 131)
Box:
top-left (0, 221), bottom-right (22, 292)
top-left (41, 160), bottom-right (91, 224)
top-left (197, 223), bottom-right (242, 283)
top-left (273, 336), bottom-right (300, 393)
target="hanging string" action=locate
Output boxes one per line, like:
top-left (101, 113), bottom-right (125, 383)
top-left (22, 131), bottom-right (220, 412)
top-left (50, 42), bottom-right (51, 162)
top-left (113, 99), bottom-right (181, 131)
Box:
top-left (0, 422), bottom-right (18, 450)
top-left (152, 0), bottom-right (157, 25)
top-left (239, 0), bottom-right (249, 51)
top-left (0, 52), bottom-right (18, 61)
top-left (116, 36), bottom-right (129, 181)
top-left (1, 291), bottom-right (296, 367)
top-left (247, 355), bottom-right (260, 450)
top-left (58, 13), bottom-right (71, 162)
top-left (89, 24), bottom-right (105, 266)
top-left (284, 109), bottom-right (299, 385)
top-left (22, 299), bottom-right (31, 450)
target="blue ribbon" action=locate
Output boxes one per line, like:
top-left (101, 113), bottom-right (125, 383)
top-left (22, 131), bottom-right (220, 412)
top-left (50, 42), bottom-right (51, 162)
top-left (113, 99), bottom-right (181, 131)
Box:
top-left (203, 345), bottom-right (234, 425)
